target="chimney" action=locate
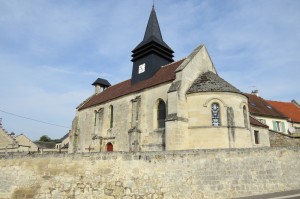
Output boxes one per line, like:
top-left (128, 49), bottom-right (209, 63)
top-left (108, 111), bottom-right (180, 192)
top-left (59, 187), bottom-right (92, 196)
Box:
top-left (92, 78), bottom-right (111, 95)
top-left (94, 85), bottom-right (101, 94)
top-left (251, 90), bottom-right (259, 97)
top-left (292, 99), bottom-right (300, 108)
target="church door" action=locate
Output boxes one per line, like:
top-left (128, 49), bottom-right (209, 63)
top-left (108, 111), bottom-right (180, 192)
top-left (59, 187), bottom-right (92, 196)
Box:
top-left (107, 142), bottom-right (113, 152)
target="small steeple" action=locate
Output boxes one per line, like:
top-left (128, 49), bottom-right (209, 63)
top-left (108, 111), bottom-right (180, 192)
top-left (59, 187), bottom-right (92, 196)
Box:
top-left (131, 6), bottom-right (174, 84)
top-left (92, 78), bottom-right (111, 94)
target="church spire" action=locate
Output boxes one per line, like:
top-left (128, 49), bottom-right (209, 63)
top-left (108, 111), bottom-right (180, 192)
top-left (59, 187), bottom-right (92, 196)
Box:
top-left (143, 6), bottom-right (163, 41)
top-left (131, 6), bottom-right (174, 84)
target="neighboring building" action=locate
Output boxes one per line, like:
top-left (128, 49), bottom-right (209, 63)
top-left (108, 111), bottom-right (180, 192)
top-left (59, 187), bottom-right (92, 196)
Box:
top-left (0, 128), bottom-right (18, 152)
top-left (246, 93), bottom-right (289, 134)
top-left (267, 100), bottom-right (300, 133)
top-left (55, 131), bottom-right (70, 152)
top-left (15, 134), bottom-right (39, 152)
top-left (249, 115), bottom-right (270, 147)
top-left (69, 7), bottom-right (265, 153)
top-left (0, 123), bottom-right (37, 153)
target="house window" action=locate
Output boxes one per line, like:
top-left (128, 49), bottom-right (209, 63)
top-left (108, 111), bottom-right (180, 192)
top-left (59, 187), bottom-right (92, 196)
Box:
top-left (273, 121), bottom-right (286, 132)
top-left (212, 103), bottom-right (221, 126)
top-left (276, 121), bottom-right (281, 132)
top-left (109, 105), bottom-right (114, 128)
top-left (157, 100), bottom-right (166, 128)
top-left (254, 130), bottom-right (259, 144)
top-left (243, 106), bottom-right (248, 129)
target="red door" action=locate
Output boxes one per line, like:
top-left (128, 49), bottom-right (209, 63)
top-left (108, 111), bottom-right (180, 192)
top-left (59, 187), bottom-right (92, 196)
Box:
top-left (107, 143), bottom-right (113, 152)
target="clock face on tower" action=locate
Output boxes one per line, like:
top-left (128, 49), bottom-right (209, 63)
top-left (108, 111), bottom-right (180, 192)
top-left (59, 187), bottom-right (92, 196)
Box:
top-left (138, 63), bottom-right (146, 74)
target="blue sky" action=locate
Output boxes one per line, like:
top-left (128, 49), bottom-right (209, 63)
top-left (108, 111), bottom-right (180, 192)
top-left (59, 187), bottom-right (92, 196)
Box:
top-left (0, 0), bottom-right (299, 141)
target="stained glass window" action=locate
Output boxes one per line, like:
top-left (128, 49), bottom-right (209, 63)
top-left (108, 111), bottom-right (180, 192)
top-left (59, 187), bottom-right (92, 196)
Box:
top-left (212, 103), bottom-right (220, 126)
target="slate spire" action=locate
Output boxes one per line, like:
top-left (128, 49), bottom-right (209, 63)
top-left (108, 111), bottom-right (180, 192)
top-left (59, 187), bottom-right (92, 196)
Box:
top-left (143, 6), bottom-right (163, 42)
top-left (131, 6), bottom-right (174, 84)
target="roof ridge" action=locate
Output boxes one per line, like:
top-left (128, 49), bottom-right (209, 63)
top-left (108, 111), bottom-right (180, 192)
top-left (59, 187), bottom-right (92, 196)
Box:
top-left (161, 58), bottom-right (186, 68)
top-left (267, 100), bottom-right (290, 104)
top-left (105, 58), bottom-right (185, 90)
top-left (79, 59), bottom-right (185, 110)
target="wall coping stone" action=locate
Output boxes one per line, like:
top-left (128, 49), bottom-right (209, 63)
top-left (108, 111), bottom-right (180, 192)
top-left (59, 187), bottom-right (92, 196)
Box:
top-left (1, 147), bottom-right (299, 160)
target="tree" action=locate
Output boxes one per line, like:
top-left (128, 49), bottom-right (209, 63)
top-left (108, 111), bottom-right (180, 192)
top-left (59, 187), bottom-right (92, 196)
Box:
top-left (39, 135), bottom-right (51, 142)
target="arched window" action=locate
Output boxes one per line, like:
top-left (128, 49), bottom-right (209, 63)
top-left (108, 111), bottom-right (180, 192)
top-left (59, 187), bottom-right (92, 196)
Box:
top-left (212, 103), bottom-right (221, 126)
top-left (243, 106), bottom-right (248, 129)
top-left (157, 100), bottom-right (166, 128)
top-left (106, 142), bottom-right (113, 152)
top-left (109, 105), bottom-right (113, 128)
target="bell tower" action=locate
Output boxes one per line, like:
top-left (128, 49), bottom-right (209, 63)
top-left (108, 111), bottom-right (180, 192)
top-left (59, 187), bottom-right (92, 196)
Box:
top-left (131, 6), bottom-right (174, 84)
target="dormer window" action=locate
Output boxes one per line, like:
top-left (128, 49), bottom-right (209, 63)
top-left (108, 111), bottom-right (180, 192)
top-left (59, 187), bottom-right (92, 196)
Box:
top-left (138, 63), bottom-right (146, 74)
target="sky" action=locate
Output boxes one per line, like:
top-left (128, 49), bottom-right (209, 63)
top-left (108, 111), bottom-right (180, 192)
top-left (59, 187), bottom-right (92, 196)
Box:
top-left (0, 0), bottom-right (299, 141)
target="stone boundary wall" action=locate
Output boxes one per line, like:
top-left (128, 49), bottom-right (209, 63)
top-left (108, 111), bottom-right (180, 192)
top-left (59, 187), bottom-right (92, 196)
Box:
top-left (0, 147), bottom-right (300, 199)
top-left (269, 131), bottom-right (300, 147)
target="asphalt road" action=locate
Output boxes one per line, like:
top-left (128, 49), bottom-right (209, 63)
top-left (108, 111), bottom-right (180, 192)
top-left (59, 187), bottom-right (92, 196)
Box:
top-left (233, 189), bottom-right (300, 199)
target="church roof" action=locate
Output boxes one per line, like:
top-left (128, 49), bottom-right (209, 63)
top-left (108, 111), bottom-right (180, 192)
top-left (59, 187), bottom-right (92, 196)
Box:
top-left (79, 59), bottom-right (185, 110)
top-left (245, 94), bottom-right (287, 119)
top-left (266, 100), bottom-right (300, 123)
top-left (186, 71), bottom-right (242, 94)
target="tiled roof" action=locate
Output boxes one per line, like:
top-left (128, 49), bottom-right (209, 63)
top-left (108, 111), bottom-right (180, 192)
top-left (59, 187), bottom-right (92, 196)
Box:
top-left (245, 94), bottom-right (287, 119)
top-left (267, 100), bottom-right (300, 123)
top-left (186, 71), bottom-right (242, 94)
top-left (79, 59), bottom-right (185, 110)
top-left (249, 115), bottom-right (269, 128)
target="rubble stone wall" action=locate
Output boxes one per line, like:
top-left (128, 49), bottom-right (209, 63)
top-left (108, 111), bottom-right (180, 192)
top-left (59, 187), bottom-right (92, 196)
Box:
top-left (269, 131), bottom-right (300, 147)
top-left (0, 147), bottom-right (300, 199)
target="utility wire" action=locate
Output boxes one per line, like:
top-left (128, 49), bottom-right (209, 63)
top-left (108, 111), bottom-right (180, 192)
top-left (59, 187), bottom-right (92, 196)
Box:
top-left (0, 108), bottom-right (70, 129)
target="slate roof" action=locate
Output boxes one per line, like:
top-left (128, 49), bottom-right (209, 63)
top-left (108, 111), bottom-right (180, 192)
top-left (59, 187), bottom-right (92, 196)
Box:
top-left (267, 100), bottom-right (300, 123)
top-left (79, 59), bottom-right (185, 110)
top-left (245, 94), bottom-right (287, 119)
top-left (186, 71), bottom-right (242, 94)
top-left (249, 115), bottom-right (269, 128)
top-left (132, 6), bottom-right (173, 53)
top-left (92, 78), bottom-right (111, 87)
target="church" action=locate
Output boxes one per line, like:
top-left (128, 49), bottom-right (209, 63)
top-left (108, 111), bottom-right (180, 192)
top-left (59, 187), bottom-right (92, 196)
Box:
top-left (69, 6), bottom-right (270, 153)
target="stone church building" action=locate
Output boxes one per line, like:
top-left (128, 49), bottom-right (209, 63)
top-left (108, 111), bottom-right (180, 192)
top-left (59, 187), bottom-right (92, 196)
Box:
top-left (69, 7), bottom-right (269, 153)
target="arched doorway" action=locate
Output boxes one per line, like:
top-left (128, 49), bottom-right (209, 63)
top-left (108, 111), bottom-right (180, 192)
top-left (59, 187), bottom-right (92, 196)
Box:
top-left (106, 142), bottom-right (113, 152)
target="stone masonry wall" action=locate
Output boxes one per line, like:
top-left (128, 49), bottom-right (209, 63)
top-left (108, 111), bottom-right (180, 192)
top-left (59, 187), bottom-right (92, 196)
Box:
top-left (269, 131), bottom-right (300, 147)
top-left (0, 148), bottom-right (300, 199)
